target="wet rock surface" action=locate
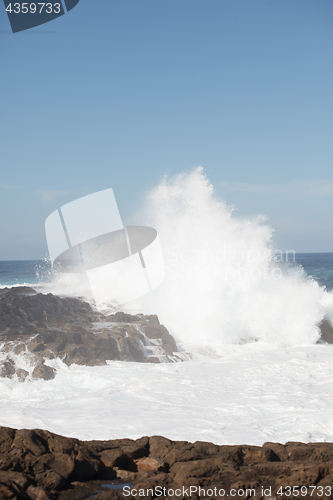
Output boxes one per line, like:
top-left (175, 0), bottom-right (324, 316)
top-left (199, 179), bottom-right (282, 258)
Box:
top-left (318, 319), bottom-right (333, 344)
top-left (0, 288), bottom-right (187, 380)
top-left (1, 427), bottom-right (333, 499)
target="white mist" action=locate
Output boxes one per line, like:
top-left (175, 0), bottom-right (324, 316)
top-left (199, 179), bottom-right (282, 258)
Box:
top-left (129, 167), bottom-right (333, 347)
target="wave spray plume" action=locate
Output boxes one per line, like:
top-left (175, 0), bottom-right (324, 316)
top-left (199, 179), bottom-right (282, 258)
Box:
top-left (131, 167), bottom-right (333, 347)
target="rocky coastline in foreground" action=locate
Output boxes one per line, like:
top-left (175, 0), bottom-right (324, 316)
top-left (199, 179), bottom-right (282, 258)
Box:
top-left (1, 426), bottom-right (333, 499)
top-left (0, 287), bottom-right (189, 381)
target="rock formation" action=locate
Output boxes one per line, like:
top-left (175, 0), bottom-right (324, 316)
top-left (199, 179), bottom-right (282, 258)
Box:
top-left (0, 426), bottom-right (333, 499)
top-left (1, 285), bottom-right (332, 382)
top-left (0, 287), bottom-right (187, 381)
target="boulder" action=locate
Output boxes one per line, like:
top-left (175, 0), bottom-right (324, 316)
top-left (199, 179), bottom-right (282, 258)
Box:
top-left (134, 457), bottom-right (167, 472)
top-left (318, 319), bottom-right (333, 343)
top-left (32, 364), bottom-right (56, 381)
top-left (0, 290), bottom-right (187, 380)
top-left (1, 359), bottom-right (15, 378)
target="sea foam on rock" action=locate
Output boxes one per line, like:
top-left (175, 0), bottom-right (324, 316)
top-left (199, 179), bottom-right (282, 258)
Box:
top-left (0, 287), bottom-right (188, 381)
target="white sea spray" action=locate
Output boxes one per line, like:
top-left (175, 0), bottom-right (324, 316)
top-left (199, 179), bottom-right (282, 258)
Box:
top-left (130, 167), bottom-right (333, 347)
top-left (35, 167), bottom-right (333, 347)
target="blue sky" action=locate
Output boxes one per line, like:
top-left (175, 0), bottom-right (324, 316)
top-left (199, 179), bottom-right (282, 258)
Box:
top-left (1, 0), bottom-right (333, 259)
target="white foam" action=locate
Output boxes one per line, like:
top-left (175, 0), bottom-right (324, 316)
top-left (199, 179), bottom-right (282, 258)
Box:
top-left (31, 168), bottom-right (333, 350)
top-left (2, 171), bottom-right (333, 445)
top-left (127, 168), bottom-right (333, 347)
top-left (1, 344), bottom-right (333, 445)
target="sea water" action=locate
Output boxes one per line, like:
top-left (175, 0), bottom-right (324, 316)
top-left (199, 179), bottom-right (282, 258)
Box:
top-left (0, 254), bottom-right (332, 293)
top-left (1, 254), bottom-right (333, 291)
top-left (1, 168), bottom-right (333, 445)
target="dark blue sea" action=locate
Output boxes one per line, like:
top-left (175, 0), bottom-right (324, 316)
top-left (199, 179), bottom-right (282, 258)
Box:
top-left (0, 254), bottom-right (333, 292)
top-left (293, 253), bottom-right (333, 292)
top-left (0, 260), bottom-right (53, 288)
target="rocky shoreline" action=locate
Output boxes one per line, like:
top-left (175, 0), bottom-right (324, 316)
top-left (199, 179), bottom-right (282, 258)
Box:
top-left (0, 287), bottom-right (189, 381)
top-left (1, 426), bottom-right (333, 499)
top-left (1, 286), bottom-right (332, 383)
top-left (2, 288), bottom-right (333, 499)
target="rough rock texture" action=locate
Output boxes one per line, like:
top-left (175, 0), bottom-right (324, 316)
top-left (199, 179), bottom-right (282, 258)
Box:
top-left (318, 319), bottom-right (333, 344)
top-left (32, 363), bottom-right (56, 381)
top-left (0, 287), bottom-right (187, 381)
top-left (1, 427), bottom-right (333, 499)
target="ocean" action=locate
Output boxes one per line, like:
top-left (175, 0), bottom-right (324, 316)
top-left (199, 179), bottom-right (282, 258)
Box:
top-left (0, 259), bottom-right (52, 288)
top-left (1, 253), bottom-right (333, 291)
top-left (1, 169), bottom-right (333, 445)
top-left (1, 253), bottom-right (333, 445)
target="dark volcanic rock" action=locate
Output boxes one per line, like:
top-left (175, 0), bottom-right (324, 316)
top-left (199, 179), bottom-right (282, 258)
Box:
top-left (1, 427), bottom-right (333, 499)
top-left (15, 368), bottom-right (29, 382)
top-left (1, 358), bottom-right (16, 378)
top-left (0, 289), bottom-right (186, 381)
top-left (318, 319), bottom-right (333, 343)
top-left (32, 363), bottom-right (56, 381)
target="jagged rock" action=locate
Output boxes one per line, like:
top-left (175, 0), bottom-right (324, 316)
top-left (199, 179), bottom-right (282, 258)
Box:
top-left (0, 289), bottom-right (186, 380)
top-left (1, 358), bottom-right (15, 378)
top-left (13, 344), bottom-right (26, 355)
top-left (2, 427), bottom-right (333, 499)
top-left (16, 369), bottom-right (29, 382)
top-left (51, 453), bottom-right (75, 479)
top-left (26, 485), bottom-right (50, 500)
top-left (0, 474), bottom-right (31, 500)
top-left (319, 319), bottom-right (333, 343)
top-left (134, 457), bottom-right (167, 472)
top-left (32, 363), bottom-right (56, 381)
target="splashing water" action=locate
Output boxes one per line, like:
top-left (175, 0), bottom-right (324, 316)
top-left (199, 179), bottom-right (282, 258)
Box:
top-left (128, 167), bottom-right (333, 347)
top-left (3, 168), bottom-right (333, 445)
top-left (41, 167), bottom-right (333, 347)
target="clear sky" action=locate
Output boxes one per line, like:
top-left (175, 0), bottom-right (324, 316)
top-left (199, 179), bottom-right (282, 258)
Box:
top-left (1, 0), bottom-right (333, 259)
